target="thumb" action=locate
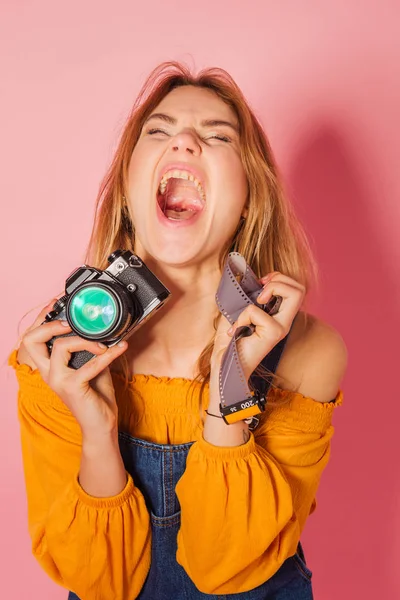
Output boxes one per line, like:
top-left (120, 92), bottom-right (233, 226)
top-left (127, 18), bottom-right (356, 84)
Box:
top-left (216, 313), bottom-right (233, 336)
top-left (90, 367), bottom-right (117, 408)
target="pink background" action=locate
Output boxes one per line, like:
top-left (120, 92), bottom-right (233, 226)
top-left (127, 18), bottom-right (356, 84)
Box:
top-left (1, 1), bottom-right (399, 598)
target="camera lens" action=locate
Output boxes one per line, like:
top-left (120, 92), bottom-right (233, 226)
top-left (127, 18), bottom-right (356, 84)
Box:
top-left (69, 286), bottom-right (118, 336)
top-left (67, 281), bottom-right (142, 342)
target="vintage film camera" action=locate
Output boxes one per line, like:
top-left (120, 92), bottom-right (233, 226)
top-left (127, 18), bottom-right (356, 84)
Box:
top-left (45, 250), bottom-right (170, 369)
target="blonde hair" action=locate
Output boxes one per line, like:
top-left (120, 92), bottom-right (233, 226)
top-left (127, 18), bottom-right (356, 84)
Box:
top-left (85, 62), bottom-right (317, 400)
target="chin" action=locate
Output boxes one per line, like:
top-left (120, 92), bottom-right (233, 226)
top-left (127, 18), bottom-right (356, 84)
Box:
top-left (153, 246), bottom-right (205, 268)
top-left (134, 218), bottom-right (234, 270)
top-left (137, 238), bottom-right (219, 270)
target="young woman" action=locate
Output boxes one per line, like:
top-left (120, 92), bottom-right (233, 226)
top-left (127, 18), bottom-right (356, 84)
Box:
top-left (11, 63), bottom-right (347, 600)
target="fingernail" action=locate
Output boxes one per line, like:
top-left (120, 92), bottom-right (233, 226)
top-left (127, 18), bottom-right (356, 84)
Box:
top-left (98, 342), bottom-right (107, 349)
top-left (227, 326), bottom-right (234, 335)
top-left (117, 341), bottom-right (127, 348)
top-left (60, 320), bottom-right (70, 327)
top-left (257, 290), bottom-right (270, 303)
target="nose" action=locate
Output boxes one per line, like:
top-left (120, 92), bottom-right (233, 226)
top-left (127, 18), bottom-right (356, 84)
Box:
top-left (170, 130), bottom-right (201, 156)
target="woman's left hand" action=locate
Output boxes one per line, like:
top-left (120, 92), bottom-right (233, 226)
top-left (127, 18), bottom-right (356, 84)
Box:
top-left (209, 272), bottom-right (306, 400)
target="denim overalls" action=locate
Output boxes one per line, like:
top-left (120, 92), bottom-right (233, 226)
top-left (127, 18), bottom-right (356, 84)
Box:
top-left (68, 333), bottom-right (313, 600)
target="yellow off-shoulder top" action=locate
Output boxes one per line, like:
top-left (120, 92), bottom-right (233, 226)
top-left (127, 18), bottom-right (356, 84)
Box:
top-left (9, 349), bottom-right (342, 599)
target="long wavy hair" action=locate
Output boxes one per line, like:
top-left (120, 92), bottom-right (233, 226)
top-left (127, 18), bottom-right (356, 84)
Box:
top-left (85, 62), bottom-right (317, 402)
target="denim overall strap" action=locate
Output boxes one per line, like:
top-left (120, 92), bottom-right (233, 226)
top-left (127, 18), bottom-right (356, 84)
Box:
top-left (249, 329), bottom-right (290, 399)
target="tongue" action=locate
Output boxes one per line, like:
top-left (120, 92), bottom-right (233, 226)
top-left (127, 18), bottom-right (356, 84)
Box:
top-left (161, 179), bottom-right (204, 220)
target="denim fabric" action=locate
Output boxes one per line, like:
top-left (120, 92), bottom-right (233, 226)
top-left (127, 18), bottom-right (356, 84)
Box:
top-left (68, 330), bottom-right (314, 599)
top-left (68, 436), bottom-right (313, 600)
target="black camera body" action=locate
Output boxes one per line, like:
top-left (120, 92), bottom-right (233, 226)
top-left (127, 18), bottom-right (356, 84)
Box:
top-left (45, 250), bottom-right (170, 369)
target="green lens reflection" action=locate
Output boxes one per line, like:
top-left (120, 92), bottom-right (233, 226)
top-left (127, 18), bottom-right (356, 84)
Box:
top-left (69, 286), bottom-right (117, 336)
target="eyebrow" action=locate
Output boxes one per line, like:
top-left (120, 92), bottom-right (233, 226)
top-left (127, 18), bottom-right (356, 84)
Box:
top-left (145, 113), bottom-right (239, 133)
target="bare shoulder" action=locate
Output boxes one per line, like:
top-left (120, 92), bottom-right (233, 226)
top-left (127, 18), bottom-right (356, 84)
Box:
top-left (275, 311), bottom-right (348, 403)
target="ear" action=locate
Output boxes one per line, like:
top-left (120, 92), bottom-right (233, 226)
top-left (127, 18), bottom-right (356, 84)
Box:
top-left (241, 206), bottom-right (249, 219)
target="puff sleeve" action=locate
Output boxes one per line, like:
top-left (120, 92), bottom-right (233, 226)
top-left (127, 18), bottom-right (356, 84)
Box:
top-left (9, 351), bottom-right (151, 600)
top-left (176, 388), bottom-right (342, 594)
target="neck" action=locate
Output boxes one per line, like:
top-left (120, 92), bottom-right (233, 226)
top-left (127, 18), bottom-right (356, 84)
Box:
top-left (124, 253), bottom-right (222, 378)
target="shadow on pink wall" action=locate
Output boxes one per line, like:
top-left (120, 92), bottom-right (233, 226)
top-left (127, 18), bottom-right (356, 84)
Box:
top-left (288, 123), bottom-right (399, 600)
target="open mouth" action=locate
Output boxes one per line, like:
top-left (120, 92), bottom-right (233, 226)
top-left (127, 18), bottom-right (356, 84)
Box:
top-left (157, 169), bottom-right (206, 221)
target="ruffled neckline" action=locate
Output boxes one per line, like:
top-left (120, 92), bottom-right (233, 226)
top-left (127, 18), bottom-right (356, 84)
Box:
top-left (111, 370), bottom-right (200, 386)
top-left (9, 349), bottom-right (343, 410)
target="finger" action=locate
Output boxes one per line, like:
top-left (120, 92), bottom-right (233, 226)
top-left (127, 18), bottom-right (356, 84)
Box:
top-left (257, 280), bottom-right (305, 305)
top-left (75, 342), bottom-right (128, 384)
top-left (234, 303), bottom-right (278, 334)
top-left (236, 283), bottom-right (302, 335)
top-left (24, 319), bottom-right (72, 346)
top-left (257, 282), bottom-right (304, 329)
top-left (259, 272), bottom-right (305, 291)
top-left (22, 319), bottom-right (73, 373)
top-left (259, 271), bottom-right (280, 284)
top-left (226, 306), bottom-right (283, 354)
top-left (50, 335), bottom-right (110, 370)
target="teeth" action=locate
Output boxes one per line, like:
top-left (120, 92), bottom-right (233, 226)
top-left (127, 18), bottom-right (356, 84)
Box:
top-left (158, 169), bottom-right (206, 201)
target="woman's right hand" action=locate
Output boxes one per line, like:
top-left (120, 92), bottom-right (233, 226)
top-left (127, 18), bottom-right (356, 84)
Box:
top-left (18, 299), bottom-right (129, 442)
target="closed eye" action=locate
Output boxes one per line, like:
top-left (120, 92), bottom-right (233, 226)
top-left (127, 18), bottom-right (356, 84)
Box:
top-left (147, 128), bottom-right (231, 143)
top-left (210, 134), bottom-right (232, 143)
top-left (147, 128), bottom-right (169, 136)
